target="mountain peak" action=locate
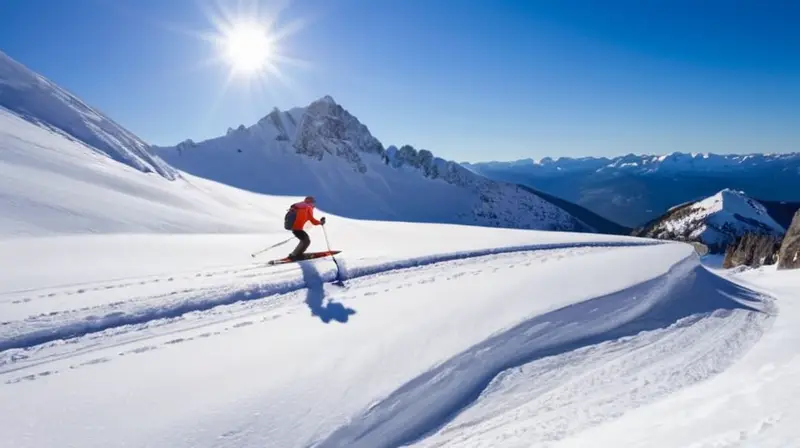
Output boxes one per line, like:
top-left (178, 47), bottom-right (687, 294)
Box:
top-left (305, 95), bottom-right (338, 111)
top-left (634, 189), bottom-right (785, 252)
top-left (317, 95), bottom-right (337, 105)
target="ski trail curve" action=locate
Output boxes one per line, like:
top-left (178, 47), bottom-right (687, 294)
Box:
top-left (0, 241), bottom-right (655, 352)
top-left (313, 253), bottom-right (773, 448)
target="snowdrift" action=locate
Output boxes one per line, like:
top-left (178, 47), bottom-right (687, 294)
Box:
top-left (317, 250), bottom-right (768, 447)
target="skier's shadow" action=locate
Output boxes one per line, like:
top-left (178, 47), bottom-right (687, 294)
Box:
top-left (299, 261), bottom-right (356, 323)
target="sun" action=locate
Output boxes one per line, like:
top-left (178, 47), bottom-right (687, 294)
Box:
top-left (221, 22), bottom-right (274, 76)
top-left (181, 0), bottom-right (312, 109)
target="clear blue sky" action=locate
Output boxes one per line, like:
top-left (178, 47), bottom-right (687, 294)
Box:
top-left (1, 0), bottom-right (798, 162)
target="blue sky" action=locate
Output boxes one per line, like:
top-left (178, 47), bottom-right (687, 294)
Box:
top-left (1, 0), bottom-right (798, 162)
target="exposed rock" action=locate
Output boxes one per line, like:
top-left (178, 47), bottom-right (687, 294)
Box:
top-left (292, 96), bottom-right (384, 174)
top-left (723, 233), bottom-right (782, 269)
top-left (690, 242), bottom-right (709, 256)
top-left (778, 210), bottom-right (800, 270)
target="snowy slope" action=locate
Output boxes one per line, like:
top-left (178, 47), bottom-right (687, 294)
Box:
top-left (0, 107), bottom-right (281, 236)
top-left (152, 96), bottom-right (593, 232)
top-left (0, 50), bottom-right (176, 179)
top-left (633, 189), bottom-right (785, 252)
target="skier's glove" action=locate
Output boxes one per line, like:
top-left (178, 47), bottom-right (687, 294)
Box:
top-left (320, 217), bottom-right (326, 225)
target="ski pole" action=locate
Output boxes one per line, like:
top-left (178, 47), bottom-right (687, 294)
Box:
top-left (251, 236), bottom-right (293, 258)
top-left (321, 223), bottom-right (344, 284)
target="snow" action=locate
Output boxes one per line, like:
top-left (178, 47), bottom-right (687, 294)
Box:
top-left (555, 264), bottom-right (800, 448)
top-left (1, 46), bottom-right (799, 448)
top-left (4, 233), bottom-right (767, 448)
top-left (0, 108), bottom-right (278, 236)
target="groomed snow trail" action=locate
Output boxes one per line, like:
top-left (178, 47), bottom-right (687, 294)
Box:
top-left (0, 242), bottom-right (772, 448)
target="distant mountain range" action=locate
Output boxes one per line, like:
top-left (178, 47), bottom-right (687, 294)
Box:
top-left (464, 153), bottom-right (800, 228)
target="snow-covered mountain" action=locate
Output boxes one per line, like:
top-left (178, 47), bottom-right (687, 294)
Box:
top-left (0, 50), bottom-right (176, 180)
top-left (464, 153), bottom-right (800, 227)
top-left (633, 189), bottom-right (786, 252)
top-left (152, 96), bottom-right (593, 233)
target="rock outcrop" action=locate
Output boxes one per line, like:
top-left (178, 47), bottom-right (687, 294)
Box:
top-left (723, 233), bottom-right (782, 268)
top-left (778, 210), bottom-right (800, 270)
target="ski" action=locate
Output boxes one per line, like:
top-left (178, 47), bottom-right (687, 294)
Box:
top-left (266, 250), bottom-right (342, 266)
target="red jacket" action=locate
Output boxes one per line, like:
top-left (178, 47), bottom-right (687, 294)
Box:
top-left (291, 202), bottom-right (321, 230)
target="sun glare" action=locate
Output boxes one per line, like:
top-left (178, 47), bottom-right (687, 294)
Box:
top-left (222, 22), bottom-right (273, 76)
top-left (183, 0), bottom-right (311, 113)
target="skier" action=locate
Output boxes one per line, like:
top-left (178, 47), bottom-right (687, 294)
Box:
top-left (284, 196), bottom-right (326, 260)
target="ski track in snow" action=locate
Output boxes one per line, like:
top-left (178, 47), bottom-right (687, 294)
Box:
top-left (0, 244), bottom-right (612, 382)
top-left (0, 240), bottom-right (654, 355)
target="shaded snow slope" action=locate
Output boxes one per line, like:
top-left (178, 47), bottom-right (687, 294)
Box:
top-left (633, 189), bottom-right (786, 252)
top-left (152, 96), bottom-right (592, 232)
top-left (0, 50), bottom-right (175, 179)
top-left (0, 237), bottom-right (771, 448)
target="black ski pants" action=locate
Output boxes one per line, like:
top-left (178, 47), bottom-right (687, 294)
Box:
top-left (290, 230), bottom-right (310, 257)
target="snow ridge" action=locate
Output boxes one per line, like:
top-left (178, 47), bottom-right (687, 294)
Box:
top-left (315, 253), bottom-right (769, 448)
top-left (0, 51), bottom-right (176, 180)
